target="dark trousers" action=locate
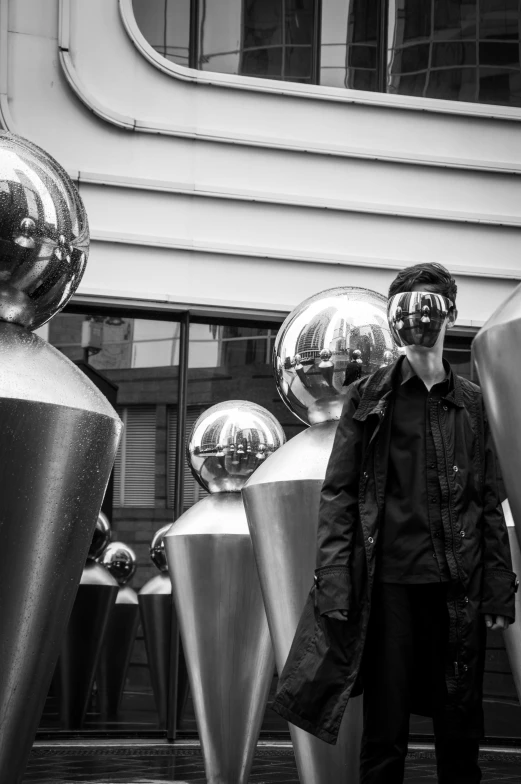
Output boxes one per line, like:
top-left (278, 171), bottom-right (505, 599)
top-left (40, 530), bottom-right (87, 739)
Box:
top-left (360, 582), bottom-right (481, 784)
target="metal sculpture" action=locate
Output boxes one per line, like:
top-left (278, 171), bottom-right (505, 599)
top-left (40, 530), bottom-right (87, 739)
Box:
top-left (54, 514), bottom-right (118, 729)
top-left (243, 287), bottom-right (399, 784)
top-left (165, 401), bottom-right (285, 784)
top-left (138, 525), bottom-right (188, 729)
top-left (97, 541), bottom-right (139, 719)
top-left (473, 291), bottom-right (521, 704)
top-left (0, 132), bottom-right (121, 783)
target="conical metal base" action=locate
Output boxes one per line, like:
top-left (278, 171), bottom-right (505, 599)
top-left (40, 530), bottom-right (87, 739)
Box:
top-left (0, 325), bottom-right (121, 784)
top-left (243, 422), bottom-right (363, 784)
top-left (165, 494), bottom-right (275, 784)
top-left (138, 574), bottom-right (189, 729)
top-left (473, 289), bottom-right (521, 707)
top-left (97, 585), bottom-right (140, 719)
top-left (54, 562), bottom-right (119, 729)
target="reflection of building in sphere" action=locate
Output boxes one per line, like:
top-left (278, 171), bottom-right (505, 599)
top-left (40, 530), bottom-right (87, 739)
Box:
top-left (88, 511), bottom-right (111, 560)
top-left (274, 287), bottom-right (400, 426)
top-left (295, 306), bottom-right (336, 361)
top-left (100, 541), bottom-right (137, 585)
top-left (150, 525), bottom-right (171, 573)
top-left (0, 132), bottom-right (89, 330)
top-left (187, 401), bottom-right (286, 493)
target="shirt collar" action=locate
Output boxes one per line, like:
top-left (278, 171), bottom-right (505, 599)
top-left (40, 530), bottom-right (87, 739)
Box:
top-left (400, 356), bottom-right (452, 389)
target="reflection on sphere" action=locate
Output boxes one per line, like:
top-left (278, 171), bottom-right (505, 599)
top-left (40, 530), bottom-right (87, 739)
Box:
top-left (88, 511), bottom-right (111, 560)
top-left (187, 401), bottom-right (286, 493)
top-left (0, 132), bottom-right (89, 330)
top-left (274, 287), bottom-right (399, 425)
top-left (100, 541), bottom-right (137, 585)
top-left (150, 524), bottom-right (172, 573)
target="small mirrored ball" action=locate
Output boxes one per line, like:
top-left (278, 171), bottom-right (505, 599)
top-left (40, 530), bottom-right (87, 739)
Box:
top-left (88, 511), bottom-right (111, 561)
top-left (150, 524), bottom-right (172, 573)
top-left (187, 401), bottom-right (286, 493)
top-left (0, 132), bottom-right (89, 330)
top-left (100, 541), bottom-right (137, 585)
top-left (273, 286), bottom-right (399, 425)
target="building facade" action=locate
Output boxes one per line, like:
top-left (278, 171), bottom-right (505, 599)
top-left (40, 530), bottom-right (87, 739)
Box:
top-left (2, 0), bottom-right (519, 739)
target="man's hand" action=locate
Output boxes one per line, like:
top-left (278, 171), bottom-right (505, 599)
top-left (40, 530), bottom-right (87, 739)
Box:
top-left (484, 614), bottom-right (510, 631)
top-left (324, 610), bottom-right (348, 621)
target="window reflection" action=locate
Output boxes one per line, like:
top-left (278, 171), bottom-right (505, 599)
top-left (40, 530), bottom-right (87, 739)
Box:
top-left (132, 0), bottom-right (521, 108)
top-left (387, 0), bottom-right (521, 107)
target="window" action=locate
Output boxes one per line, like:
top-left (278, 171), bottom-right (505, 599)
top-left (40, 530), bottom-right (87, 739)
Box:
top-left (133, 0), bottom-right (521, 107)
top-left (113, 406), bottom-right (157, 507)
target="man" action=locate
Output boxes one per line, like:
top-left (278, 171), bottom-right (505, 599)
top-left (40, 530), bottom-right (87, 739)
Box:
top-left (272, 263), bottom-right (518, 784)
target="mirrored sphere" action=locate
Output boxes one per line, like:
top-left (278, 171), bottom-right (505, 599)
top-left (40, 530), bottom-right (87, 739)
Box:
top-left (188, 401), bottom-right (286, 493)
top-left (274, 287), bottom-right (400, 425)
top-left (100, 541), bottom-right (137, 585)
top-left (88, 511), bottom-right (111, 561)
top-left (0, 132), bottom-right (89, 330)
top-left (150, 524), bottom-right (172, 573)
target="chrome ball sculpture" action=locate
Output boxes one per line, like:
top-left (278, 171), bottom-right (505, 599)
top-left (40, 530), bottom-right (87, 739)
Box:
top-left (165, 402), bottom-right (285, 784)
top-left (274, 286), bottom-right (398, 425)
top-left (98, 542), bottom-right (140, 718)
top-left (0, 132), bottom-right (89, 330)
top-left (0, 133), bottom-right (121, 781)
top-left (139, 525), bottom-right (187, 729)
top-left (101, 541), bottom-right (137, 586)
top-left (89, 511), bottom-right (112, 560)
top-left (244, 287), bottom-right (398, 784)
top-left (473, 290), bottom-right (521, 705)
top-left (187, 399), bottom-right (285, 493)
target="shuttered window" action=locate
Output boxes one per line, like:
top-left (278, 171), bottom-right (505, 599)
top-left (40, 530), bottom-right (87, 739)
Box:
top-left (167, 407), bottom-right (209, 511)
top-left (113, 406), bottom-right (157, 507)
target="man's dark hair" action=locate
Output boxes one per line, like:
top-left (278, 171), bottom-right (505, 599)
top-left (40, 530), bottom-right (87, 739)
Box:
top-left (388, 262), bottom-right (457, 306)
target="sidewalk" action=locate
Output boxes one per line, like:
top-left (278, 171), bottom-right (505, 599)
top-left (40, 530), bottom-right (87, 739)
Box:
top-left (25, 742), bottom-right (521, 783)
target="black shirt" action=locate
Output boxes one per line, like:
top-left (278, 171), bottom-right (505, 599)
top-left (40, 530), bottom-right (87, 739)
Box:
top-left (377, 358), bottom-right (452, 584)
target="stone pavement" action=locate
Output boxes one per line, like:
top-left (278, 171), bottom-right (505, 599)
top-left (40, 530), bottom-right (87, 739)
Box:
top-left (24, 744), bottom-right (521, 783)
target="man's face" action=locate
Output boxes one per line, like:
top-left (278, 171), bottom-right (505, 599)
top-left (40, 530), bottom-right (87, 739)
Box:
top-left (387, 283), bottom-right (456, 350)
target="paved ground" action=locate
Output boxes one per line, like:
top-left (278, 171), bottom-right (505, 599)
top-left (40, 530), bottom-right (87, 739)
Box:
top-left (24, 745), bottom-right (521, 783)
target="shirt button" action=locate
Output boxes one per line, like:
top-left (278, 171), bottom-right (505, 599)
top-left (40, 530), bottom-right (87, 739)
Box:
top-left (453, 466), bottom-right (459, 472)
top-left (432, 552), bottom-right (436, 558)
top-left (443, 405), bottom-right (448, 411)
top-left (368, 536), bottom-right (374, 544)
top-left (459, 530), bottom-right (465, 538)
top-left (464, 596), bottom-right (469, 603)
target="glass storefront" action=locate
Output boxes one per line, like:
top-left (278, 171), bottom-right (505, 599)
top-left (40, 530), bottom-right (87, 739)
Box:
top-left (36, 306), bottom-right (519, 741)
top-left (133, 0), bottom-right (521, 108)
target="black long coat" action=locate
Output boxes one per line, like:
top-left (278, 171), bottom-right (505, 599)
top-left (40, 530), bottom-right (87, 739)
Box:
top-left (272, 357), bottom-right (518, 744)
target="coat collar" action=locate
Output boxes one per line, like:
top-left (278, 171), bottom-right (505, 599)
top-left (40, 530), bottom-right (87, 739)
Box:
top-left (353, 355), bottom-right (465, 422)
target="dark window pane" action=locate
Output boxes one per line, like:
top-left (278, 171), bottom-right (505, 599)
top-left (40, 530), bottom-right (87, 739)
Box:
top-left (431, 41), bottom-right (476, 67)
top-left (350, 68), bottom-right (377, 92)
top-left (285, 46), bottom-right (313, 80)
top-left (426, 67), bottom-right (477, 101)
top-left (393, 72), bottom-right (428, 97)
top-left (350, 0), bottom-right (378, 44)
top-left (478, 67), bottom-right (521, 106)
top-left (402, 0), bottom-right (432, 41)
top-left (433, 0), bottom-right (476, 39)
top-left (388, 0), bottom-right (521, 107)
top-left (243, 0), bottom-right (282, 47)
top-left (399, 43), bottom-right (431, 73)
top-left (242, 46), bottom-right (283, 78)
top-left (285, 0), bottom-right (315, 45)
top-left (480, 41), bottom-right (520, 68)
top-left (480, 0), bottom-right (519, 41)
top-left (348, 44), bottom-right (377, 69)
